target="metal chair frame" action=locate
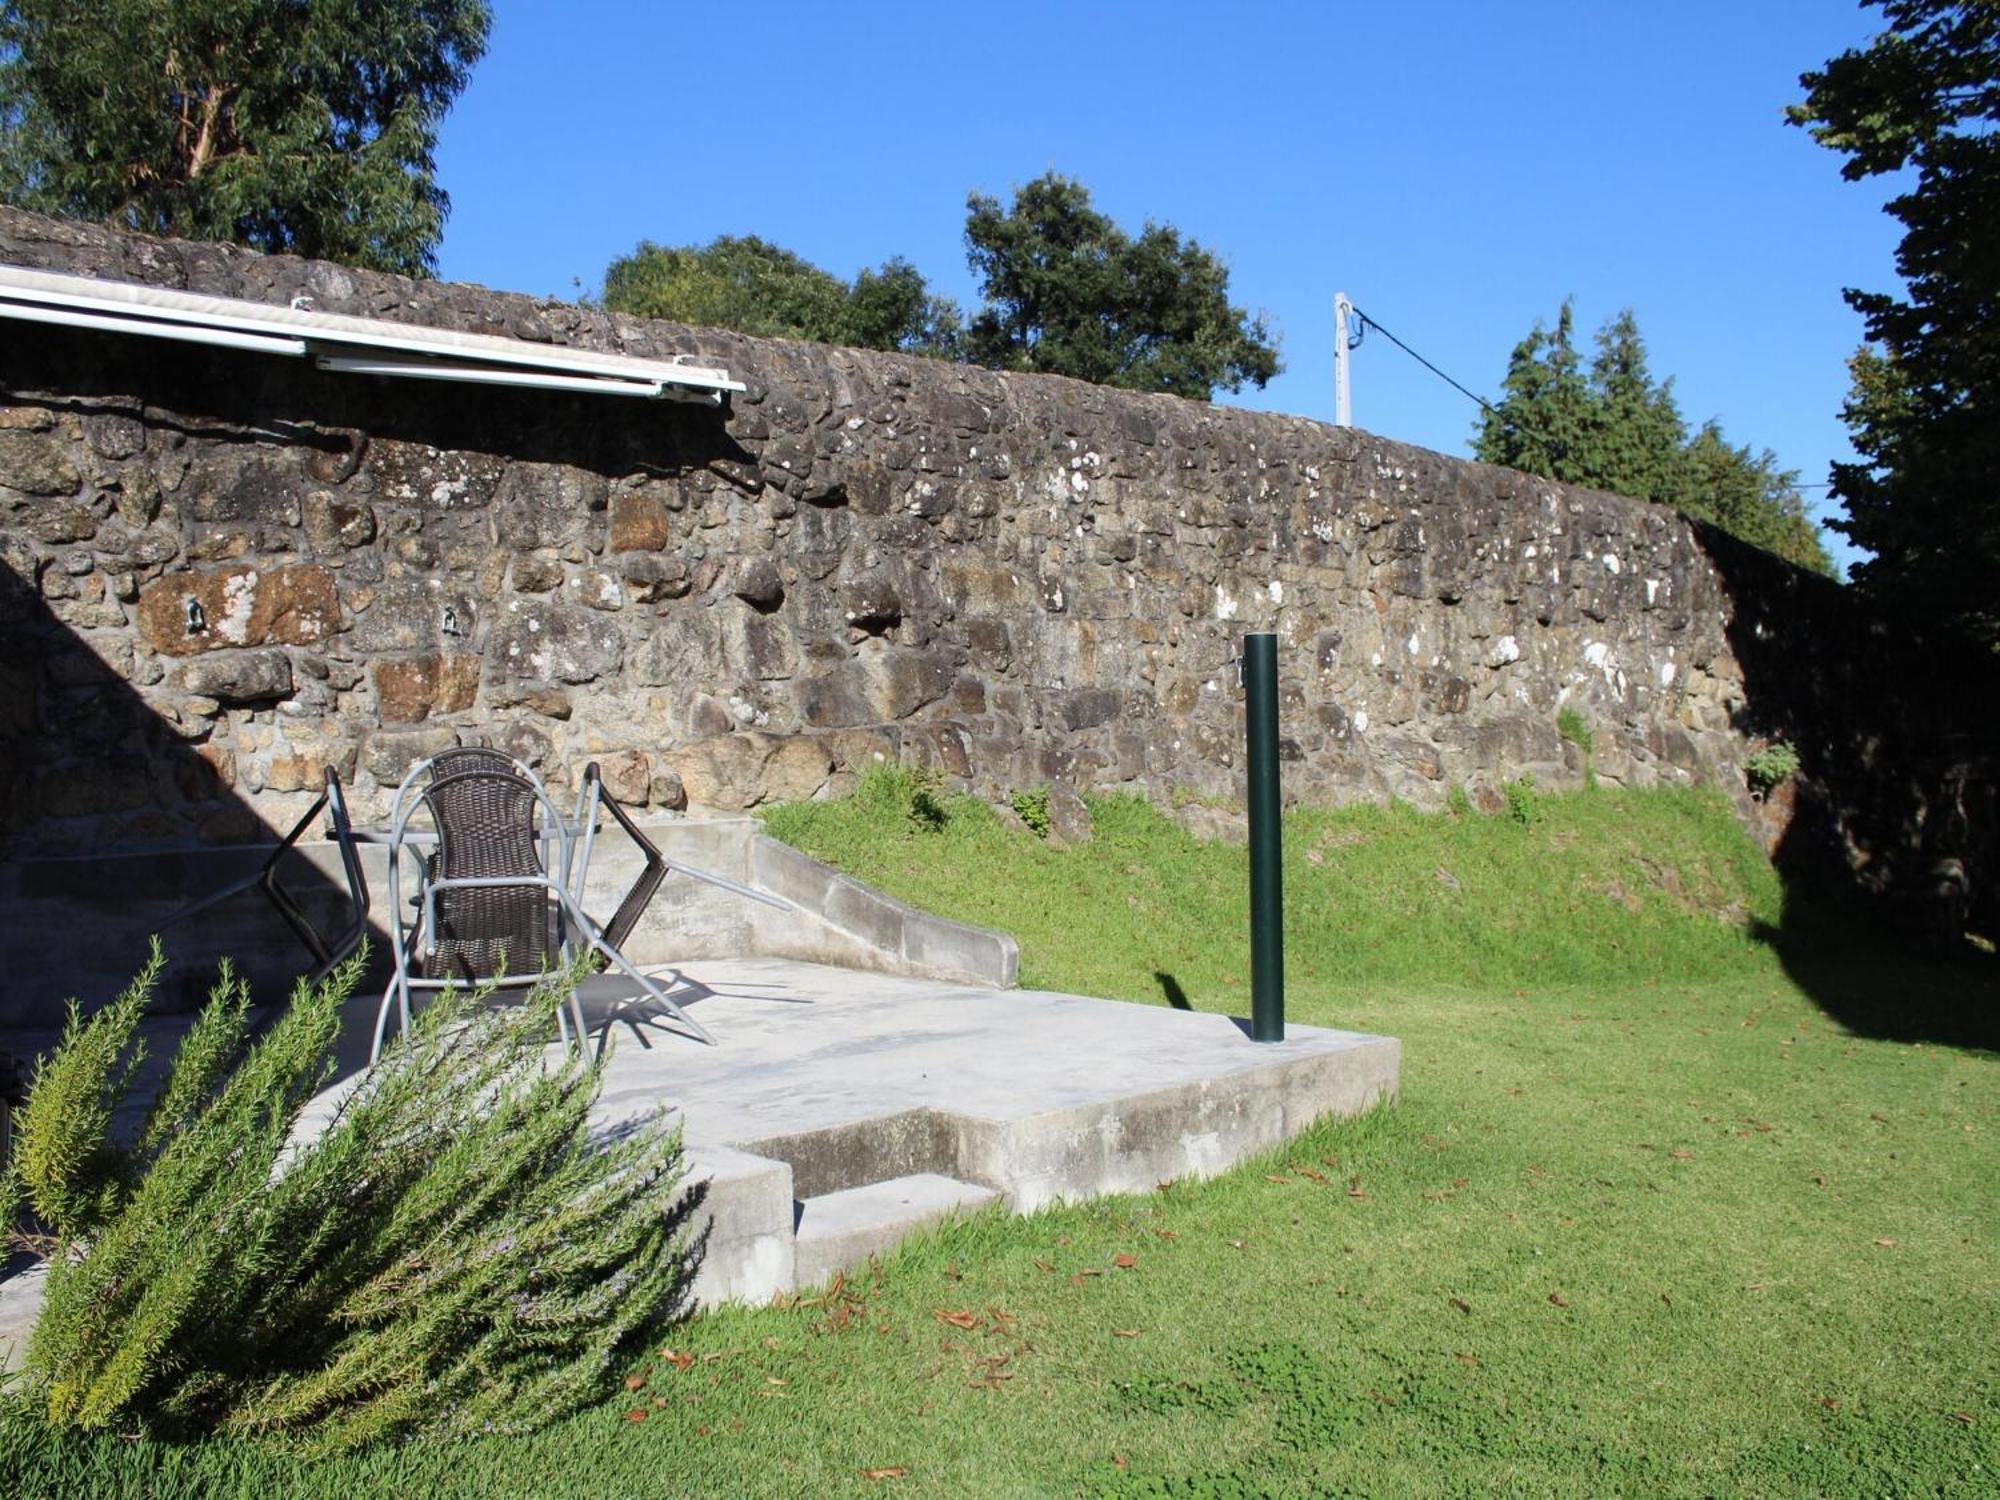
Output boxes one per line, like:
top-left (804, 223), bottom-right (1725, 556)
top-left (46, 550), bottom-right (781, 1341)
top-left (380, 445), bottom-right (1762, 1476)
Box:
top-left (161, 768), bottom-right (371, 985)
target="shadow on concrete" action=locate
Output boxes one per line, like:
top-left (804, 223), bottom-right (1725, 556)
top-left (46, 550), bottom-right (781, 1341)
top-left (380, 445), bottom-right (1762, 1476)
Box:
top-left (1700, 524), bottom-right (2000, 1051)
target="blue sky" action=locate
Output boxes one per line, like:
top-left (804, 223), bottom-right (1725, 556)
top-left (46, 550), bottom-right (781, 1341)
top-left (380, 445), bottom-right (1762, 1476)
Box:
top-left (434, 1), bottom-right (1902, 574)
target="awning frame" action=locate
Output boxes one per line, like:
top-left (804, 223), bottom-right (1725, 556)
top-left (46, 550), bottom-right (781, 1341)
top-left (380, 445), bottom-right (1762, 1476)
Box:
top-left (0, 263), bottom-right (744, 405)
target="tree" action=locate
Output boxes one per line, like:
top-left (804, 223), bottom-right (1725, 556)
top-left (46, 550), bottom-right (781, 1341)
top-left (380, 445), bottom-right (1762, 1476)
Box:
top-left (1474, 301), bottom-right (1835, 575)
top-left (962, 172), bottom-right (1279, 400)
top-left (0, 0), bottom-right (490, 277)
top-left (600, 235), bottom-right (962, 357)
top-left (1790, 1), bottom-right (2000, 641)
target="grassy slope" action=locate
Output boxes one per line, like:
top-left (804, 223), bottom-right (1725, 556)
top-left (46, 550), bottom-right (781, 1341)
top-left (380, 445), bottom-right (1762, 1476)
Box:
top-left (4, 776), bottom-right (1996, 1497)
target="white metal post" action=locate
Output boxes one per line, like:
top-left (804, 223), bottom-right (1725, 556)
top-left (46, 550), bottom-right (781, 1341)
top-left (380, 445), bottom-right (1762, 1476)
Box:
top-left (1333, 291), bottom-right (1354, 428)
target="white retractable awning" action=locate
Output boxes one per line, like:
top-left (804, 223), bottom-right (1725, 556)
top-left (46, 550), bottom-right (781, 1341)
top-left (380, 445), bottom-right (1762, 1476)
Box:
top-left (0, 263), bottom-right (745, 405)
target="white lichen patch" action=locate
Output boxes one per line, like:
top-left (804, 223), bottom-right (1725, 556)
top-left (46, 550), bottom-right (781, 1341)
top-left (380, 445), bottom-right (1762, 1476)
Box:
top-left (218, 570), bottom-right (258, 644)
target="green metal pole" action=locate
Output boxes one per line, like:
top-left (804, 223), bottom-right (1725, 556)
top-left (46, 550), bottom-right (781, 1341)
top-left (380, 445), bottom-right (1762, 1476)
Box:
top-left (1244, 632), bottom-right (1285, 1042)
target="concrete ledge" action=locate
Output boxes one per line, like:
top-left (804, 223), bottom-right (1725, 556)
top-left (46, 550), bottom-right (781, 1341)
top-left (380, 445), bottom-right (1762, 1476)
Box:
top-left (749, 835), bottom-right (1019, 987)
top-left (793, 1174), bottom-right (1000, 1289)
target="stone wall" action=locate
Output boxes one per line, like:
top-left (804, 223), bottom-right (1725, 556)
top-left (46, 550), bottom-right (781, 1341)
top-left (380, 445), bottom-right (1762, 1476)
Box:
top-left (0, 207), bottom-right (1993, 928)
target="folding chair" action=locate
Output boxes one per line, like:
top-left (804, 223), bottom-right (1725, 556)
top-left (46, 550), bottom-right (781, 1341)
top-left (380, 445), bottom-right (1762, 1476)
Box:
top-left (162, 767), bottom-right (371, 985)
top-left (369, 752), bottom-right (714, 1063)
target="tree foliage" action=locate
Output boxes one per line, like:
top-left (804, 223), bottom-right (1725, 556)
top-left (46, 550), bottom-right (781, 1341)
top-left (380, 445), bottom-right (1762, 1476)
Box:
top-left (962, 173), bottom-right (1280, 401)
top-left (4, 945), bottom-right (691, 1447)
top-left (601, 235), bottom-right (963, 357)
top-left (0, 0), bottom-right (490, 276)
top-left (1790, 0), bottom-right (2000, 640)
top-left (1474, 302), bottom-right (1834, 574)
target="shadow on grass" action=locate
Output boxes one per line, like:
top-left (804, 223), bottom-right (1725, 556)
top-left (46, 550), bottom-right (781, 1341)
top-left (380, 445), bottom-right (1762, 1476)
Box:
top-left (1154, 971), bottom-right (1193, 1011)
top-left (1698, 523), bottom-right (2000, 1053)
top-left (1751, 876), bottom-right (2000, 1053)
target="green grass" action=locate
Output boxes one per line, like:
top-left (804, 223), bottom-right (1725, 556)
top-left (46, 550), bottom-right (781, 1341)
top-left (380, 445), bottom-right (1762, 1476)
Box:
top-left (768, 769), bottom-right (1793, 998)
top-left (5, 771), bottom-right (1996, 1496)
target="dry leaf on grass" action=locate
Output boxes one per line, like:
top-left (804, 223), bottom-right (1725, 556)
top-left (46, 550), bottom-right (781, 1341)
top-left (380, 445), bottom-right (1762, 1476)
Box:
top-left (862, 1466), bottom-right (909, 1480)
top-left (624, 1374), bottom-right (647, 1392)
top-left (1113, 1329), bottom-right (1142, 1338)
top-left (1449, 1297), bottom-right (1473, 1315)
top-left (1033, 1258), bottom-right (1056, 1274)
top-left (1112, 1252), bottom-right (1138, 1270)
top-left (623, 1409), bottom-right (648, 1424)
top-left (1548, 1292), bottom-right (1571, 1308)
top-left (1264, 1175), bottom-right (1293, 1185)
top-left (934, 1309), bottom-right (980, 1329)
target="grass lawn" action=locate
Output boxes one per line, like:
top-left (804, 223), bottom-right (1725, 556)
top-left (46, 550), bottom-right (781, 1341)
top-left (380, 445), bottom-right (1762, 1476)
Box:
top-left (5, 774), bottom-right (1996, 1496)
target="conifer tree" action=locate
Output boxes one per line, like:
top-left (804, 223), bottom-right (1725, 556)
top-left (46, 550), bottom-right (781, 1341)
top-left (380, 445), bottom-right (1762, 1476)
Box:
top-left (1474, 302), bottom-right (1834, 575)
top-left (1790, 1), bottom-right (2000, 640)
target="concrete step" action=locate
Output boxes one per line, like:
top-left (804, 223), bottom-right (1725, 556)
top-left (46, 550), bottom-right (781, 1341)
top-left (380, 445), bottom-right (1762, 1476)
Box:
top-left (792, 1172), bottom-right (999, 1288)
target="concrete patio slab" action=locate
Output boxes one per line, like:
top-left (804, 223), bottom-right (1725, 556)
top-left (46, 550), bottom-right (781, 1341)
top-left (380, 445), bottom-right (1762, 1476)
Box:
top-left (582, 958), bottom-right (1399, 1304)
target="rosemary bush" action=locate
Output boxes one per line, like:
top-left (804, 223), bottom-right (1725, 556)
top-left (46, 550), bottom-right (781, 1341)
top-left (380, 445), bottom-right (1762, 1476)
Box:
top-left (2, 943), bottom-right (692, 1447)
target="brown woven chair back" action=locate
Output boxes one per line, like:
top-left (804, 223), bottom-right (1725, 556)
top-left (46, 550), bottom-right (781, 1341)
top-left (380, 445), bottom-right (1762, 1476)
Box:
top-left (421, 767), bottom-right (555, 983)
top-left (428, 746), bottom-right (520, 781)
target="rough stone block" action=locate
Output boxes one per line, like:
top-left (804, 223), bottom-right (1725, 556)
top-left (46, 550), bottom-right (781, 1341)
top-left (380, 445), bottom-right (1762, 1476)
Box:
top-left (302, 490), bottom-right (375, 550)
top-left (361, 725), bottom-right (458, 783)
top-left (597, 748), bottom-right (651, 805)
top-left (490, 599), bottom-right (621, 683)
top-left (609, 489), bottom-right (671, 552)
top-left (0, 431), bottom-right (79, 495)
top-left (137, 564), bottom-right (340, 656)
top-left (372, 653), bottom-right (480, 723)
top-left (178, 649), bottom-right (293, 705)
top-left (494, 461), bottom-right (608, 547)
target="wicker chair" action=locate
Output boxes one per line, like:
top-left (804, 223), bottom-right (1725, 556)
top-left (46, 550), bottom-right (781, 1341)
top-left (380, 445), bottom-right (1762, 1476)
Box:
top-left (370, 752), bottom-right (713, 1062)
